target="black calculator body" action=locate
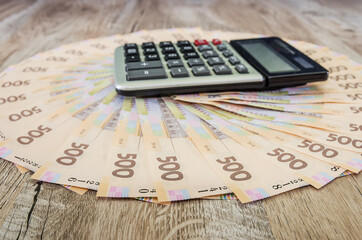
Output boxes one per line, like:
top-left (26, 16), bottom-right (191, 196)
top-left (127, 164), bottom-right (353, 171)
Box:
top-left (114, 37), bottom-right (328, 96)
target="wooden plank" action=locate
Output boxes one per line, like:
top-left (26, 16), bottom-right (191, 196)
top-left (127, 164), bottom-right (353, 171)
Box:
top-left (0, 0), bottom-right (361, 239)
top-left (263, 174), bottom-right (362, 240)
top-left (0, 164), bottom-right (274, 239)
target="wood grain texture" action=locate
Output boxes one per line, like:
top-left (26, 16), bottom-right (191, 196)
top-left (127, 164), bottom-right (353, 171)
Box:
top-left (0, 0), bottom-right (361, 239)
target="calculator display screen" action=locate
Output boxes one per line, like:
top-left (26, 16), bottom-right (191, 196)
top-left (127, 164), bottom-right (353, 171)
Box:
top-left (240, 41), bottom-right (298, 73)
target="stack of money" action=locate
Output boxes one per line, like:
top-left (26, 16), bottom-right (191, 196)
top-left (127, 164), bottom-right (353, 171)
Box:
top-left (0, 28), bottom-right (360, 204)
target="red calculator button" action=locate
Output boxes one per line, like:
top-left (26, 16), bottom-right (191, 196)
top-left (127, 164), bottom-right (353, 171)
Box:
top-left (194, 39), bottom-right (209, 46)
top-left (212, 39), bottom-right (222, 45)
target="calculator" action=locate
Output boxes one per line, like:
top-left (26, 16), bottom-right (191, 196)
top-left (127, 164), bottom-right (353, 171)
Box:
top-left (114, 37), bottom-right (328, 96)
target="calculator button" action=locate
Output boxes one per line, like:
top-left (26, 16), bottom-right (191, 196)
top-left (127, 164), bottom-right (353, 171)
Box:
top-left (127, 61), bottom-right (163, 70)
top-left (217, 44), bottom-right (227, 51)
top-left (202, 50), bottom-right (218, 58)
top-left (180, 46), bottom-right (195, 53)
top-left (126, 55), bottom-right (140, 62)
top-left (164, 53), bottom-right (180, 60)
top-left (145, 54), bottom-right (160, 61)
top-left (187, 58), bottom-right (204, 67)
top-left (170, 67), bottom-right (189, 78)
top-left (144, 48), bottom-right (157, 54)
top-left (167, 59), bottom-right (184, 68)
top-left (128, 68), bottom-right (167, 81)
top-left (191, 66), bottom-right (211, 76)
top-left (194, 39), bottom-right (209, 46)
top-left (142, 42), bottom-right (156, 49)
top-left (213, 65), bottom-right (232, 75)
top-left (198, 45), bottom-right (212, 52)
top-left (183, 52), bottom-right (199, 59)
top-left (125, 48), bottom-right (138, 56)
top-left (124, 43), bottom-right (137, 49)
top-left (212, 39), bottom-right (222, 45)
top-left (207, 57), bottom-right (225, 66)
top-left (162, 46), bottom-right (177, 54)
top-left (228, 56), bottom-right (240, 65)
top-left (222, 50), bottom-right (233, 57)
top-left (159, 41), bottom-right (173, 48)
top-left (235, 64), bottom-right (248, 73)
top-left (177, 40), bottom-right (191, 47)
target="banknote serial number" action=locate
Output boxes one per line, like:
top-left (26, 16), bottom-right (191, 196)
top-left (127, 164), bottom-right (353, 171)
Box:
top-left (198, 186), bottom-right (228, 193)
top-left (139, 188), bottom-right (156, 194)
top-left (67, 177), bottom-right (99, 186)
top-left (272, 178), bottom-right (303, 190)
top-left (14, 156), bottom-right (40, 168)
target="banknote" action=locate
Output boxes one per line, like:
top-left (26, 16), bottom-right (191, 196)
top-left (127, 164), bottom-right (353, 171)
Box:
top-left (203, 106), bottom-right (362, 173)
top-left (97, 97), bottom-right (157, 198)
top-left (195, 101), bottom-right (361, 136)
top-left (180, 102), bottom-right (345, 188)
top-left (200, 104), bottom-right (362, 153)
top-left (162, 98), bottom-right (309, 202)
top-left (0, 84), bottom-right (113, 171)
top-left (213, 99), bottom-right (362, 116)
top-left (31, 90), bottom-right (122, 188)
top-left (176, 90), bottom-right (362, 104)
top-left (136, 97), bottom-right (229, 202)
top-left (0, 28), bottom-right (360, 206)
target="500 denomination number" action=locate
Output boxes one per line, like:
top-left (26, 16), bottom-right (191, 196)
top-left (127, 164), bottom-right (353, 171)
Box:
top-left (17, 125), bottom-right (52, 145)
top-left (9, 106), bottom-right (42, 122)
top-left (112, 153), bottom-right (137, 178)
top-left (297, 140), bottom-right (338, 158)
top-left (216, 156), bottom-right (252, 181)
top-left (0, 94), bottom-right (26, 105)
top-left (326, 133), bottom-right (362, 149)
top-left (157, 156), bottom-right (183, 181)
top-left (267, 148), bottom-right (308, 170)
top-left (56, 142), bottom-right (89, 166)
top-left (1, 80), bottom-right (30, 88)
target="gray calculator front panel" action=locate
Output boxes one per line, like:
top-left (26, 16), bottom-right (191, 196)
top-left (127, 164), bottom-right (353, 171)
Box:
top-left (114, 41), bottom-right (264, 94)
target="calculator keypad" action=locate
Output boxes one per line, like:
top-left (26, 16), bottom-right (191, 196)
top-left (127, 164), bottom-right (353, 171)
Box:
top-left (127, 61), bottom-right (163, 70)
top-left (128, 68), bottom-right (167, 81)
top-left (192, 66), bottom-right (211, 76)
top-left (187, 58), bottom-right (204, 67)
top-left (170, 67), bottom-right (189, 78)
top-left (145, 54), bottom-right (160, 61)
top-left (213, 65), bottom-right (232, 75)
top-left (167, 60), bottom-right (184, 68)
top-left (207, 57), bottom-right (225, 66)
top-left (122, 39), bottom-right (249, 81)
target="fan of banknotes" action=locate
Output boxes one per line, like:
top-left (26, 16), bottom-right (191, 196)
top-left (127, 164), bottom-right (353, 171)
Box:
top-left (0, 28), bottom-right (361, 204)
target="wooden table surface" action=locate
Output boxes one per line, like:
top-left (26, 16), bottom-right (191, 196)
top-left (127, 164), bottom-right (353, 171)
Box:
top-left (0, 0), bottom-right (361, 239)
